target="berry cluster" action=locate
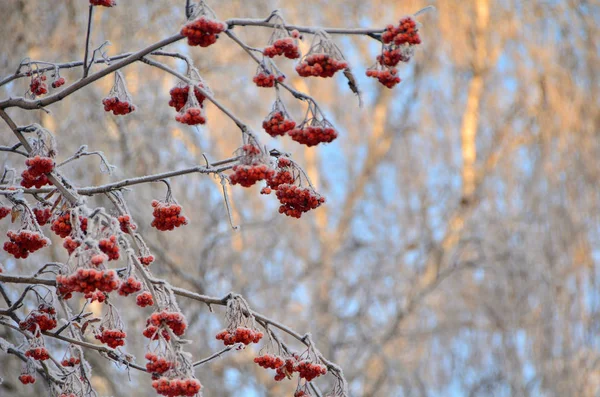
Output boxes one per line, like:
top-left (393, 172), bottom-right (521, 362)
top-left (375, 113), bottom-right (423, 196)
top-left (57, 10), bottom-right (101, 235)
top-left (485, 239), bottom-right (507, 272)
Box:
top-left (152, 377), bottom-right (202, 397)
top-left (56, 268), bottom-right (120, 299)
top-left (85, 290), bottom-right (107, 303)
top-left (181, 16), bottom-right (227, 47)
top-left (366, 67), bottom-right (401, 89)
top-left (136, 291), bottom-right (154, 307)
top-left (19, 374), bottom-right (35, 384)
top-left (21, 155), bottom-right (55, 188)
top-left (90, 0), bottom-right (116, 6)
top-left (52, 77), bottom-right (66, 89)
top-left (264, 33), bottom-right (301, 59)
top-left (25, 347), bottom-right (50, 361)
top-left (377, 47), bottom-right (410, 67)
top-left (118, 214), bottom-right (136, 233)
top-left (296, 54), bottom-right (348, 78)
top-left (253, 70), bottom-right (285, 88)
top-left (30, 75), bottom-right (48, 96)
top-left (61, 357), bottom-right (81, 367)
top-left (91, 254), bottom-right (107, 266)
top-left (216, 327), bottom-right (264, 346)
top-left (19, 305), bottom-right (57, 333)
top-left (63, 237), bottom-right (81, 255)
top-left (254, 354), bottom-right (284, 370)
top-left (33, 207), bottom-right (52, 226)
top-left (102, 97), bottom-right (135, 115)
top-left (267, 171), bottom-right (294, 191)
top-left (151, 201), bottom-right (188, 231)
top-left (4, 230), bottom-right (50, 258)
top-left (118, 276), bottom-right (142, 296)
top-left (98, 235), bottom-right (119, 260)
top-left (168, 85), bottom-right (206, 111)
top-left (230, 164), bottom-right (275, 188)
top-left (145, 353), bottom-right (174, 375)
top-left (95, 327), bottom-right (126, 349)
top-left (145, 310), bottom-right (187, 337)
top-left (175, 107), bottom-right (206, 125)
top-left (275, 184), bottom-right (325, 218)
top-left (274, 357), bottom-right (298, 381)
top-left (139, 255), bottom-right (155, 266)
top-left (382, 17), bottom-right (421, 46)
top-left (262, 111), bottom-right (296, 137)
top-left (296, 360), bottom-right (327, 381)
top-left (288, 125), bottom-right (338, 147)
top-left (0, 206), bottom-right (10, 220)
top-left (51, 213), bottom-right (87, 238)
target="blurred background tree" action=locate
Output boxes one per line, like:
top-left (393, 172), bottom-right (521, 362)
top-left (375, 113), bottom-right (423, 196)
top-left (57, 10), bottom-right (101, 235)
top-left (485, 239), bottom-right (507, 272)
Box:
top-left (0, 0), bottom-right (599, 396)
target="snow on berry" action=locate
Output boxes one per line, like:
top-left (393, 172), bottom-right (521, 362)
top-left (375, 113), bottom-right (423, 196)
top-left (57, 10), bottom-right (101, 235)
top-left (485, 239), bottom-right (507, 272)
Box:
top-left (144, 310), bottom-right (188, 338)
top-left (118, 214), bottom-right (136, 233)
top-left (118, 276), bottom-right (142, 296)
top-left (98, 235), bottom-right (119, 260)
top-left (136, 291), bottom-right (154, 307)
top-left (4, 230), bottom-right (50, 258)
top-left (21, 155), bottom-right (55, 188)
top-left (216, 326), bottom-right (263, 346)
top-left (51, 211), bottom-right (87, 238)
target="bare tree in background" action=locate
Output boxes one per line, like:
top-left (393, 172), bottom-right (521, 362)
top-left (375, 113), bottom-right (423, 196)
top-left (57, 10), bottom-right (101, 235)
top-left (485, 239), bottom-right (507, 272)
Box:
top-left (1, 1), bottom-right (599, 397)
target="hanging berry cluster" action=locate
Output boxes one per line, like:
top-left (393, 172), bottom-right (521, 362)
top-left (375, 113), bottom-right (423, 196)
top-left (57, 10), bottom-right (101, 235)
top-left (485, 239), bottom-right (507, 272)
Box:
top-left (216, 295), bottom-right (264, 346)
top-left (262, 98), bottom-right (296, 137)
top-left (152, 377), bottom-right (202, 397)
top-left (60, 346), bottom-right (82, 367)
top-left (94, 303), bottom-right (127, 348)
top-left (19, 303), bottom-right (57, 333)
top-left (296, 31), bottom-right (348, 78)
top-left (180, 1), bottom-right (226, 47)
top-left (288, 100), bottom-right (338, 147)
top-left (51, 211), bottom-right (88, 239)
top-left (18, 360), bottom-right (36, 385)
top-left (229, 143), bottom-right (275, 188)
top-left (102, 71), bottom-right (135, 115)
top-left (33, 206), bottom-right (52, 226)
top-left (0, 206), bottom-right (10, 220)
top-left (51, 76), bottom-right (66, 89)
top-left (136, 291), bottom-right (155, 307)
top-left (29, 75), bottom-right (47, 97)
top-left (151, 199), bottom-right (188, 231)
top-left (21, 155), bottom-right (54, 188)
top-left (367, 16), bottom-right (422, 88)
top-left (263, 17), bottom-right (301, 59)
top-left (144, 309), bottom-right (188, 340)
top-left (255, 349), bottom-right (327, 383)
top-left (25, 336), bottom-right (50, 361)
top-left (173, 69), bottom-right (209, 125)
top-left (4, 229), bottom-right (49, 258)
top-left (253, 62), bottom-right (286, 88)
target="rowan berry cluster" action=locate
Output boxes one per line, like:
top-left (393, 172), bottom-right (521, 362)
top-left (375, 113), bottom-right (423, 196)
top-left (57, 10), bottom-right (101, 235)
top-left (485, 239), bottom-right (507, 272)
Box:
top-left (288, 124), bottom-right (338, 147)
top-left (25, 347), bottom-right (50, 361)
top-left (56, 268), bottom-right (120, 299)
top-left (136, 291), bottom-right (154, 307)
top-left (90, 0), bottom-right (116, 6)
top-left (382, 17), bottom-right (421, 46)
top-left (85, 290), bottom-right (107, 303)
top-left (61, 357), bottom-right (81, 367)
top-left (30, 75), bottom-right (48, 96)
top-left (102, 97), bottom-right (135, 115)
top-left (19, 304), bottom-right (57, 333)
top-left (95, 327), bottom-right (126, 349)
top-left (118, 214), bottom-right (136, 233)
top-left (296, 54), bottom-right (348, 78)
top-left (151, 200), bottom-right (188, 231)
top-left (98, 235), bottom-right (119, 260)
top-left (254, 353), bottom-right (284, 370)
top-left (51, 213), bottom-right (87, 238)
top-left (0, 206), bottom-right (10, 220)
top-left (296, 360), bottom-right (327, 381)
top-left (168, 85), bottom-right (206, 112)
top-left (152, 377), bottom-right (202, 397)
top-left (181, 16), bottom-right (227, 47)
top-left (145, 352), bottom-right (175, 375)
top-left (139, 255), bottom-right (155, 266)
top-left (21, 155), bottom-right (55, 188)
top-left (175, 106), bottom-right (206, 125)
top-left (51, 77), bottom-right (66, 89)
top-left (230, 164), bottom-right (275, 188)
top-left (216, 326), bottom-right (264, 346)
top-left (118, 276), bottom-right (142, 296)
top-left (366, 67), bottom-right (401, 88)
top-left (253, 69), bottom-right (285, 88)
top-left (377, 47), bottom-right (410, 67)
top-left (4, 230), bottom-right (50, 258)
top-left (263, 111), bottom-right (296, 137)
top-left (18, 374), bottom-right (35, 384)
top-left (274, 356), bottom-right (299, 381)
top-left (276, 184), bottom-right (325, 218)
top-left (145, 310), bottom-right (188, 338)
top-left (264, 33), bottom-right (301, 59)
top-left (33, 207), bottom-right (52, 226)
top-left (63, 237), bottom-right (80, 255)
top-left (267, 355), bottom-right (327, 382)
